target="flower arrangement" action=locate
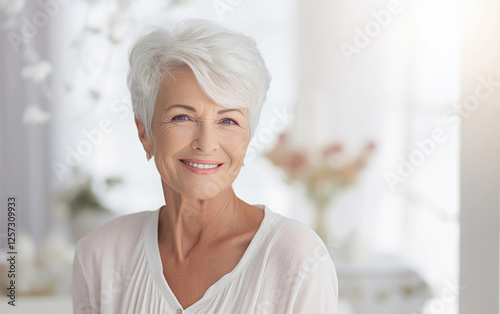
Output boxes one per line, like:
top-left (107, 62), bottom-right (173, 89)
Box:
top-left (265, 132), bottom-right (375, 242)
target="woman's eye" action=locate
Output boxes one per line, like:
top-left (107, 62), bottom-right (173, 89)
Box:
top-left (221, 118), bottom-right (237, 125)
top-left (172, 115), bottom-right (189, 121)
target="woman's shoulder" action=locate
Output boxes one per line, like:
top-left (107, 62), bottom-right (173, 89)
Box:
top-left (265, 208), bottom-right (323, 244)
top-left (75, 209), bottom-right (156, 256)
top-left (264, 208), bottom-right (331, 264)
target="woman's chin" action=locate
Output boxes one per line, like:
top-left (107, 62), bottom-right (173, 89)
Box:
top-left (178, 182), bottom-right (228, 200)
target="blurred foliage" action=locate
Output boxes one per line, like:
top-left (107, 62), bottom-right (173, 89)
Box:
top-left (55, 167), bottom-right (123, 218)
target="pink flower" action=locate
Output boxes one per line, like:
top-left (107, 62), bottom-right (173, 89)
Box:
top-left (323, 143), bottom-right (343, 157)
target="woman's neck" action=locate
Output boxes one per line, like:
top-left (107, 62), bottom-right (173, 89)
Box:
top-left (158, 184), bottom-right (248, 262)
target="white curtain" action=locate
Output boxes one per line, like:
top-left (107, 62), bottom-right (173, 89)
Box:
top-left (0, 3), bottom-right (53, 245)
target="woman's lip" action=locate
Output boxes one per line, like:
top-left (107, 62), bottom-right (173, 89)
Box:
top-left (180, 158), bottom-right (223, 165)
top-left (179, 159), bottom-right (223, 175)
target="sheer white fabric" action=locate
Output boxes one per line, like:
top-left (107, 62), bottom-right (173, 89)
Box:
top-left (72, 204), bottom-right (338, 313)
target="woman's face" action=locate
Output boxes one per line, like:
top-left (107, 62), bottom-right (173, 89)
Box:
top-left (145, 69), bottom-right (249, 199)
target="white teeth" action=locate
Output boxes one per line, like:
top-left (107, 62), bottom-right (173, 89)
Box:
top-left (182, 160), bottom-right (220, 169)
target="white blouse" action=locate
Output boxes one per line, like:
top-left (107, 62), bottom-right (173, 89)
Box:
top-left (72, 204), bottom-right (338, 313)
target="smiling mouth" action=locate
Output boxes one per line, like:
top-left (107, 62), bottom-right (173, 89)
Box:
top-left (180, 159), bottom-right (223, 170)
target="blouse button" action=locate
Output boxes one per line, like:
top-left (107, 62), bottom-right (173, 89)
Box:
top-left (176, 309), bottom-right (182, 314)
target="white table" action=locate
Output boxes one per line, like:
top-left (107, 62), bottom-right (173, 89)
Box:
top-left (334, 254), bottom-right (432, 314)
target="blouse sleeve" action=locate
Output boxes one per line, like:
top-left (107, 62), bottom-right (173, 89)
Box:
top-left (72, 244), bottom-right (94, 314)
top-left (291, 256), bottom-right (339, 314)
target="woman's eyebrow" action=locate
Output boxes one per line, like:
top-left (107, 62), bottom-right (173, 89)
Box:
top-left (165, 104), bottom-right (196, 112)
top-left (218, 108), bottom-right (244, 116)
top-left (166, 104), bottom-right (244, 116)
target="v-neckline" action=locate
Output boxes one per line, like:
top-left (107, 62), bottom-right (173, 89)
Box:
top-left (144, 204), bottom-right (269, 312)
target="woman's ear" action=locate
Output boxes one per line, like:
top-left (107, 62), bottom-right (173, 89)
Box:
top-left (135, 116), bottom-right (154, 158)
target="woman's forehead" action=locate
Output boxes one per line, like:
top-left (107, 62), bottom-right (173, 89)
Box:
top-left (157, 70), bottom-right (248, 114)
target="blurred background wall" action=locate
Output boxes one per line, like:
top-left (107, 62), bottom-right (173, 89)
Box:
top-left (0, 0), bottom-right (499, 313)
top-left (459, 1), bottom-right (500, 313)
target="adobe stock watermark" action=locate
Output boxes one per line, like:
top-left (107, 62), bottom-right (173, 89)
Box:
top-left (384, 75), bottom-right (500, 191)
top-left (414, 280), bottom-right (466, 314)
top-left (52, 94), bottom-right (133, 182)
top-left (340, 0), bottom-right (403, 63)
top-left (245, 106), bottom-right (295, 162)
top-left (7, 0), bottom-right (71, 54)
top-left (213, 0), bottom-right (244, 21)
top-left (75, 265), bottom-right (133, 313)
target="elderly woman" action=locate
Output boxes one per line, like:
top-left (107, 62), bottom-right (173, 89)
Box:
top-left (72, 19), bottom-right (338, 313)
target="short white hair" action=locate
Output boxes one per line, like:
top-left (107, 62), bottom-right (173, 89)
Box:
top-left (127, 19), bottom-right (271, 143)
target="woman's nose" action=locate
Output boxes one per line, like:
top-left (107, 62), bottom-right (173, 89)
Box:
top-left (191, 122), bottom-right (219, 153)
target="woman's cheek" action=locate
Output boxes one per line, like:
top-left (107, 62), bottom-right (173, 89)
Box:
top-left (228, 129), bottom-right (249, 154)
top-left (220, 124), bottom-right (248, 142)
top-left (153, 125), bottom-right (189, 151)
